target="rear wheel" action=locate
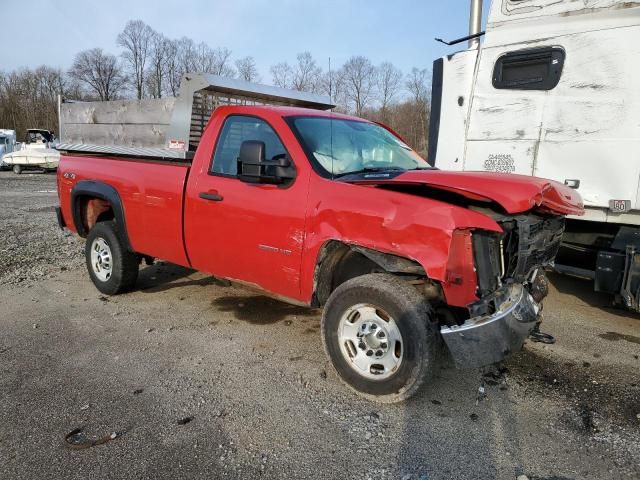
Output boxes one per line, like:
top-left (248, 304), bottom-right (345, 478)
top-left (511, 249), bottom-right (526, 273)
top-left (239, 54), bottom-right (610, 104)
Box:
top-left (321, 273), bottom-right (437, 403)
top-left (85, 221), bottom-right (138, 295)
top-left (12, 165), bottom-right (22, 174)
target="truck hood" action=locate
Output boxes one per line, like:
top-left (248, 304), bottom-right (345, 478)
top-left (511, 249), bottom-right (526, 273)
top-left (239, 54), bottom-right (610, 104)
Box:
top-left (347, 170), bottom-right (584, 216)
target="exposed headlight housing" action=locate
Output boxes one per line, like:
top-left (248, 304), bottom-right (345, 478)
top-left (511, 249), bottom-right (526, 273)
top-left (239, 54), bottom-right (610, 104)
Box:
top-left (472, 231), bottom-right (503, 297)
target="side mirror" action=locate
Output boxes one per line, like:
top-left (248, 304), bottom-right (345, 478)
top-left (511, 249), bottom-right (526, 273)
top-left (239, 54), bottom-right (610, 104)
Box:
top-left (237, 140), bottom-right (296, 185)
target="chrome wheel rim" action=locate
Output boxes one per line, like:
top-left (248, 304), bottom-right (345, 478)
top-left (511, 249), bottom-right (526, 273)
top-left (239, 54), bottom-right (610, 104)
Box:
top-left (90, 237), bottom-right (112, 282)
top-left (338, 303), bottom-right (403, 380)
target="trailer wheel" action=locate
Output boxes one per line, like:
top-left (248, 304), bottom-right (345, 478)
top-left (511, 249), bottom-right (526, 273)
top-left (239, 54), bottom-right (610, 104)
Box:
top-left (321, 273), bottom-right (437, 403)
top-left (12, 165), bottom-right (23, 174)
top-left (85, 221), bottom-right (138, 295)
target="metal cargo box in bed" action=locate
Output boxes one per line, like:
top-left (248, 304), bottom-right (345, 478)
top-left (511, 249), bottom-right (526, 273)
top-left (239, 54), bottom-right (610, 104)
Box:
top-left (57, 73), bottom-right (334, 161)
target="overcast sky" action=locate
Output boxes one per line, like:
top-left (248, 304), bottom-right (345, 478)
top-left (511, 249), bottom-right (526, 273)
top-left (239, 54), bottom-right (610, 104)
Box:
top-left (1, 0), bottom-right (489, 80)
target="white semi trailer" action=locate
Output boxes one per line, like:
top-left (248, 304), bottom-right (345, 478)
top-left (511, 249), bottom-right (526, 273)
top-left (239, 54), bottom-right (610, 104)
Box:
top-left (429, 0), bottom-right (640, 310)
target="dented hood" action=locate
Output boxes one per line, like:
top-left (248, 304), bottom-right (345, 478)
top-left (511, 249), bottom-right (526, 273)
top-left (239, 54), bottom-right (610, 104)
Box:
top-left (351, 170), bottom-right (585, 216)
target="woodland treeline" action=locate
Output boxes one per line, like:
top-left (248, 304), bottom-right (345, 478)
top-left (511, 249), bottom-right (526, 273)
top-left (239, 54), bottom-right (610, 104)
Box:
top-left (0, 20), bottom-right (431, 154)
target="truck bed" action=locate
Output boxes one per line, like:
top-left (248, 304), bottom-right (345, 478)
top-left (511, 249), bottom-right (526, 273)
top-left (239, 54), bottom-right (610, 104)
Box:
top-left (58, 154), bottom-right (191, 267)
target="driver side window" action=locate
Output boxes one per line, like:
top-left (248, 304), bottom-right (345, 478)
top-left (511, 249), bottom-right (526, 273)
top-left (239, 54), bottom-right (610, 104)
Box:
top-left (211, 116), bottom-right (286, 176)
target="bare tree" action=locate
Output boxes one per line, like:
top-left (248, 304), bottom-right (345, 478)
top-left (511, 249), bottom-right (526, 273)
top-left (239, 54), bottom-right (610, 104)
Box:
top-left (68, 48), bottom-right (127, 101)
top-left (193, 43), bottom-right (235, 77)
top-left (146, 31), bottom-right (169, 98)
top-left (177, 37), bottom-right (197, 74)
top-left (318, 69), bottom-right (348, 112)
top-left (389, 100), bottom-right (430, 155)
top-left (193, 42), bottom-right (213, 72)
top-left (405, 67), bottom-right (430, 103)
top-left (117, 20), bottom-right (154, 99)
top-left (270, 53), bottom-right (321, 92)
top-left (34, 66), bottom-right (66, 123)
top-left (157, 36), bottom-right (199, 97)
top-left (291, 52), bottom-right (322, 92)
top-left (164, 39), bottom-right (181, 96)
top-left (235, 56), bottom-right (261, 82)
top-left (0, 66), bottom-right (73, 138)
top-left (160, 38), bottom-right (236, 96)
top-left (403, 67), bottom-right (432, 155)
top-left (270, 62), bottom-right (293, 88)
top-left (211, 47), bottom-right (235, 77)
top-left (341, 56), bottom-right (377, 116)
top-left (65, 78), bottom-right (85, 100)
top-left (377, 62), bottom-right (402, 116)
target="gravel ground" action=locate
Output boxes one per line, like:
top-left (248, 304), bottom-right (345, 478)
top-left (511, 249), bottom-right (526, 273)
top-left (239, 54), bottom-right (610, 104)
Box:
top-left (0, 170), bottom-right (639, 480)
top-left (0, 171), bottom-right (83, 284)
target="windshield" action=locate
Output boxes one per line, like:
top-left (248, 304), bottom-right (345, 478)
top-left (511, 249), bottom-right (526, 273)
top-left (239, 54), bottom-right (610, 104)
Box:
top-left (289, 116), bottom-right (429, 177)
top-left (27, 130), bottom-right (53, 143)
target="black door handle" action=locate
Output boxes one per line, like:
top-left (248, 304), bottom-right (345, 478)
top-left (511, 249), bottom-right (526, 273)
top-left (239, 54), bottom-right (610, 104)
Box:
top-left (199, 192), bottom-right (224, 201)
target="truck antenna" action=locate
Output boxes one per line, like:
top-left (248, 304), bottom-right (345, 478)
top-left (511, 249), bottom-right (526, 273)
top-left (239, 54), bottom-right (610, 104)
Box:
top-left (328, 56), bottom-right (334, 178)
top-left (328, 57), bottom-right (333, 105)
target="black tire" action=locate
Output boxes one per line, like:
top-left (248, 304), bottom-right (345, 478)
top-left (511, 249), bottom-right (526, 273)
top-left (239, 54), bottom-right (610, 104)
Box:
top-left (321, 273), bottom-right (437, 403)
top-left (85, 220), bottom-right (139, 295)
top-left (12, 165), bottom-right (22, 174)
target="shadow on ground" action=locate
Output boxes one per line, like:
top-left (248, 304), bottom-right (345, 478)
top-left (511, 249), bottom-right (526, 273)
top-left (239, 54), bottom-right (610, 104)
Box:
top-left (211, 295), bottom-right (318, 324)
top-left (137, 262), bottom-right (228, 293)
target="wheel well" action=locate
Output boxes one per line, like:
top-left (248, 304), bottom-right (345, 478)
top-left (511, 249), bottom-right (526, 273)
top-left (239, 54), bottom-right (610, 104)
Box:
top-left (312, 241), bottom-right (440, 307)
top-left (79, 197), bottom-right (113, 233)
top-left (71, 180), bottom-right (133, 252)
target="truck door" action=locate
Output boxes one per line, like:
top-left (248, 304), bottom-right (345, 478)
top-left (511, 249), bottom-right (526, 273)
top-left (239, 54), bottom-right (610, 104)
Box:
top-left (184, 113), bottom-right (310, 301)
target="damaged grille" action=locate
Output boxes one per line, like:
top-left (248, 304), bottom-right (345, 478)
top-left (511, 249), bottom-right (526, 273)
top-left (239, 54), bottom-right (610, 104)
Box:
top-left (473, 215), bottom-right (565, 297)
top-left (501, 215), bottom-right (565, 282)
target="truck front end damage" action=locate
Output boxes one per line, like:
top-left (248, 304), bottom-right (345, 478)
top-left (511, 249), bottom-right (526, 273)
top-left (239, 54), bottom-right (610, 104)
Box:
top-left (441, 214), bottom-right (565, 368)
top-left (344, 170), bottom-right (581, 369)
top-left (441, 282), bottom-right (540, 368)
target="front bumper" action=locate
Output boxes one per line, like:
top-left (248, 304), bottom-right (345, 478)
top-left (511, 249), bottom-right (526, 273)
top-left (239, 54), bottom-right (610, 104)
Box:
top-left (440, 283), bottom-right (539, 368)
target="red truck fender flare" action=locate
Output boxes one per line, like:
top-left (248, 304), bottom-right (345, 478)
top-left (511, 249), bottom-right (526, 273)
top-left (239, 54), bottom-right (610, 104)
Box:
top-left (70, 180), bottom-right (133, 252)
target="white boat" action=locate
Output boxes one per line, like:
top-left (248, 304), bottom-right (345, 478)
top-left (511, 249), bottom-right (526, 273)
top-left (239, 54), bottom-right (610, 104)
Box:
top-left (3, 129), bottom-right (60, 174)
top-left (3, 148), bottom-right (60, 173)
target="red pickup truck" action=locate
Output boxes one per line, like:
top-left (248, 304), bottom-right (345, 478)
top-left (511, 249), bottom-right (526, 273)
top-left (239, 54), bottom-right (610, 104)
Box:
top-left (55, 103), bottom-right (583, 402)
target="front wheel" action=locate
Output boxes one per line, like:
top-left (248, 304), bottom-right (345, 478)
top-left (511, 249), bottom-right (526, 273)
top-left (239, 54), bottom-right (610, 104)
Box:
top-left (85, 221), bottom-right (139, 295)
top-left (321, 273), bottom-right (437, 403)
top-left (12, 165), bottom-right (23, 174)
